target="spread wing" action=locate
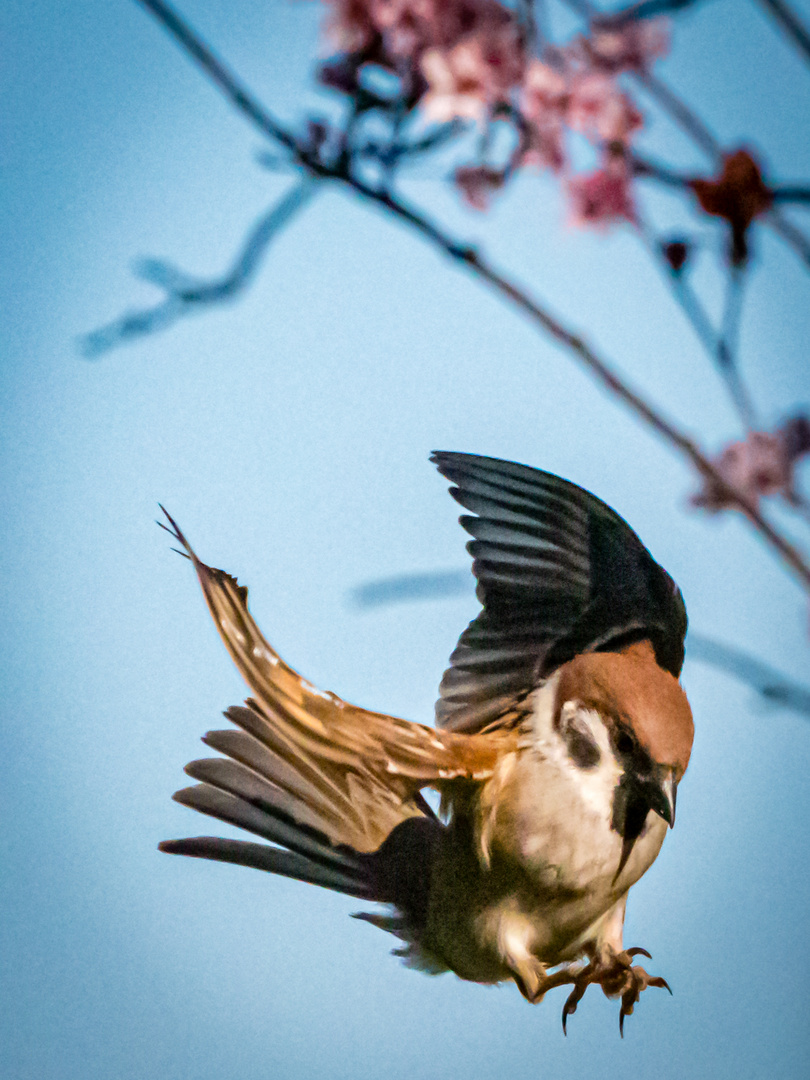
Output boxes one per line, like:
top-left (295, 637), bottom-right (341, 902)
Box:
top-left (160, 509), bottom-right (513, 850)
top-left (431, 452), bottom-right (688, 734)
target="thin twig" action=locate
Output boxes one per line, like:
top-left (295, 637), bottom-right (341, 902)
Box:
top-left (355, 121), bottom-right (466, 168)
top-left (351, 569), bottom-right (471, 608)
top-left (754, 0), bottom-right (810, 63)
top-left (636, 220), bottom-right (759, 431)
top-left (686, 632), bottom-right (810, 716)
top-left (717, 262), bottom-right (750, 425)
top-left (632, 152), bottom-right (693, 189)
top-left (633, 155), bottom-right (810, 273)
top-left (767, 207), bottom-right (810, 267)
top-left (133, 0), bottom-right (810, 592)
top-left (772, 186), bottom-right (810, 203)
top-left (635, 69), bottom-right (810, 269)
top-left (82, 180), bottom-right (316, 356)
top-left (595, 0), bottom-right (713, 23)
top-left (136, 0), bottom-right (300, 157)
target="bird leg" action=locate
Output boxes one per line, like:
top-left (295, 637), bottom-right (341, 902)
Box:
top-left (555, 945), bottom-right (672, 1035)
top-left (520, 950), bottom-right (673, 1032)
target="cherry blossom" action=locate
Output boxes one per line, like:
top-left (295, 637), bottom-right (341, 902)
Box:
top-left (454, 164), bottom-right (504, 209)
top-left (567, 71), bottom-right (642, 145)
top-left (567, 158), bottom-right (636, 227)
top-left (421, 20), bottom-right (525, 122)
top-left (317, 4), bottom-right (663, 232)
top-left (322, 0), bottom-right (379, 54)
top-left (520, 60), bottom-right (568, 171)
top-left (692, 418), bottom-right (810, 511)
top-left (580, 16), bottom-right (669, 74)
top-left (322, 0), bottom-right (521, 67)
top-left (690, 149), bottom-right (773, 264)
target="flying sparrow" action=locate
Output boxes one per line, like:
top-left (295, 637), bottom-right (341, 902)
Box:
top-left (160, 452), bottom-right (693, 1033)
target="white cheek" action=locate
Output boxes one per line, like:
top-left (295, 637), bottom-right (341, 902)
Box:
top-left (528, 683), bottom-right (622, 823)
top-left (558, 699), bottom-right (615, 762)
top-left (571, 740), bottom-right (622, 820)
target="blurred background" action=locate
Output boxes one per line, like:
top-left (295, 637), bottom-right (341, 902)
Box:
top-left (2, 1), bottom-right (809, 1077)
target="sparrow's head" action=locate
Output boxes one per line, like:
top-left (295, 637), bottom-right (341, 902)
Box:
top-left (553, 640), bottom-right (694, 876)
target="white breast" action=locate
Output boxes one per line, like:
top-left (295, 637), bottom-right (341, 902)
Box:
top-left (475, 674), bottom-right (667, 957)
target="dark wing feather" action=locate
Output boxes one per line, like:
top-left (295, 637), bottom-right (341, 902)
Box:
top-left (432, 452), bottom-right (688, 733)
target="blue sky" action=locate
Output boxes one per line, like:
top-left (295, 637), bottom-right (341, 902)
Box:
top-left (2, 1), bottom-right (809, 1078)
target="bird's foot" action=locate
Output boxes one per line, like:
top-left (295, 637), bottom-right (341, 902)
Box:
top-left (559, 946), bottom-right (671, 1036)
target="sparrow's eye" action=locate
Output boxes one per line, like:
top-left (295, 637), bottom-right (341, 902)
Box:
top-left (616, 731), bottom-right (635, 756)
top-left (557, 701), bottom-right (602, 770)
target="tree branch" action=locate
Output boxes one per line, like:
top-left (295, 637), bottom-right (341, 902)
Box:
top-left (136, 0), bottom-right (300, 155)
top-left (596, 0), bottom-right (714, 23)
top-left (636, 218), bottom-right (759, 431)
top-left (754, 0), bottom-right (810, 64)
top-left (686, 632), bottom-right (810, 716)
top-left (772, 186), bottom-right (810, 203)
top-left (82, 179), bottom-right (316, 356)
top-left (132, 0), bottom-right (810, 592)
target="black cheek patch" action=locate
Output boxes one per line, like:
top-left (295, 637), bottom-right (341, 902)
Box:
top-left (562, 716), bottom-right (602, 770)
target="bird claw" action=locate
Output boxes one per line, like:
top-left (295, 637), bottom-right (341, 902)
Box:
top-left (559, 947), bottom-right (672, 1036)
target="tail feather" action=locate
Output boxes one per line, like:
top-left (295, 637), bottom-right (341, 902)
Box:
top-left (203, 727), bottom-right (341, 826)
top-left (221, 702), bottom-right (424, 852)
top-left (159, 837), bottom-right (375, 898)
top-left (184, 755), bottom-right (341, 842)
top-left (172, 782), bottom-right (359, 875)
top-left (220, 707), bottom-right (366, 837)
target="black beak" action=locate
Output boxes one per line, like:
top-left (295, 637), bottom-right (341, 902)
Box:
top-left (647, 771), bottom-right (676, 828)
top-left (612, 768), bottom-right (678, 881)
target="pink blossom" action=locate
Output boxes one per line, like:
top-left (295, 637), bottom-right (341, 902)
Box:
top-left (519, 60), bottom-right (568, 171)
top-left (581, 16), bottom-right (669, 74)
top-left (567, 160), bottom-right (636, 227)
top-left (421, 21), bottom-right (525, 122)
top-left (454, 164), bottom-right (504, 209)
top-left (322, 0), bottom-right (519, 66)
top-left (368, 0), bottom-right (440, 60)
top-left (692, 420), bottom-right (810, 511)
top-left (322, 0), bottom-right (379, 54)
top-left (429, 0), bottom-right (516, 50)
top-left (521, 117), bottom-right (567, 172)
top-left (567, 71), bottom-right (642, 144)
top-left (522, 59), bottom-right (568, 114)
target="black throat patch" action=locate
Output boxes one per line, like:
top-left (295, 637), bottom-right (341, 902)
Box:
top-left (610, 774), bottom-right (653, 881)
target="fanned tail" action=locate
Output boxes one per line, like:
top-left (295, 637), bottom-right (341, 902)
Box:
top-left (157, 508), bottom-right (509, 911)
top-left (159, 702), bottom-right (424, 900)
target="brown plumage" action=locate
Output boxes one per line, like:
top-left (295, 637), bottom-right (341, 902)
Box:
top-left (555, 642), bottom-right (693, 780)
top-left (160, 452), bottom-right (694, 1034)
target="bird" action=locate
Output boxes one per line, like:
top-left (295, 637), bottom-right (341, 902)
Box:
top-left (159, 451), bottom-right (693, 1034)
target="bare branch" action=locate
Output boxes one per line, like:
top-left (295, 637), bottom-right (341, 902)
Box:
top-left (351, 570), bottom-right (471, 608)
top-left (717, 262), bottom-right (754, 428)
top-left (596, 0), bottom-right (714, 22)
top-left (637, 220), bottom-right (760, 431)
top-left (686, 632), bottom-right (810, 716)
top-left (632, 152), bottom-right (692, 189)
top-left (132, 0), bottom-right (810, 592)
top-left (772, 186), bottom-right (810, 203)
top-left (136, 0), bottom-right (300, 156)
top-left (82, 180), bottom-right (316, 356)
top-left (768, 207), bottom-right (810, 267)
top-left (754, 0), bottom-right (810, 64)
